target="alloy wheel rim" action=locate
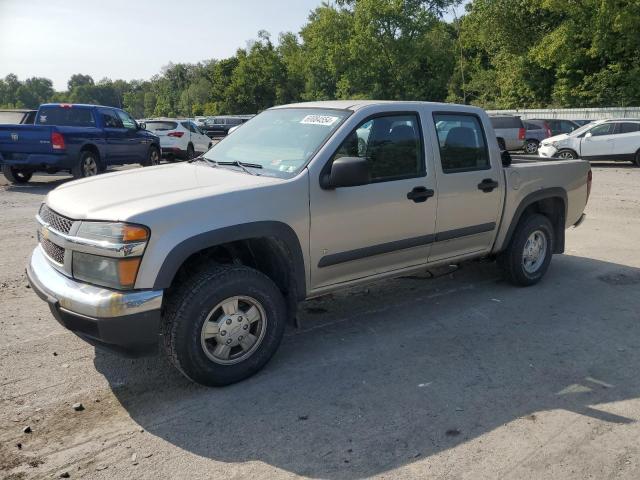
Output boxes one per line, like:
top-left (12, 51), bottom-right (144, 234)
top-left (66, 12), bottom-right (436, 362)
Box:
top-left (200, 296), bottom-right (267, 365)
top-left (522, 230), bottom-right (547, 274)
top-left (526, 142), bottom-right (538, 154)
top-left (83, 157), bottom-right (98, 176)
top-left (559, 151), bottom-right (574, 159)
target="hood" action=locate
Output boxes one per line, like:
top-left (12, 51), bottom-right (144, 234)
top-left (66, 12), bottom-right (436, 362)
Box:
top-left (46, 162), bottom-right (281, 220)
top-left (544, 133), bottom-right (570, 144)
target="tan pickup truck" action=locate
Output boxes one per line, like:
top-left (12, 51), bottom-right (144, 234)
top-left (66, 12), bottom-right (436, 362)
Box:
top-left (27, 100), bottom-right (591, 386)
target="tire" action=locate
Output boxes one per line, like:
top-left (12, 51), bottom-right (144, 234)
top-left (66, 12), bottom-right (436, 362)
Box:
top-left (499, 213), bottom-right (554, 287)
top-left (497, 138), bottom-right (506, 151)
top-left (634, 150), bottom-right (640, 167)
top-left (142, 145), bottom-right (161, 167)
top-left (524, 139), bottom-right (539, 154)
top-left (186, 143), bottom-right (195, 160)
top-left (162, 264), bottom-right (287, 386)
top-left (556, 149), bottom-right (576, 160)
top-left (72, 150), bottom-right (100, 179)
top-left (2, 165), bottom-right (32, 184)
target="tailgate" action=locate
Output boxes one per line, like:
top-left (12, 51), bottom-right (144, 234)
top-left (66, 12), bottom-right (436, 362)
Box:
top-left (0, 125), bottom-right (54, 157)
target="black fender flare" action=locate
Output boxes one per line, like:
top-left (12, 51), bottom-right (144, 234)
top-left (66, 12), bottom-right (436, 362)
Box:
top-left (501, 187), bottom-right (568, 254)
top-left (152, 221), bottom-right (306, 300)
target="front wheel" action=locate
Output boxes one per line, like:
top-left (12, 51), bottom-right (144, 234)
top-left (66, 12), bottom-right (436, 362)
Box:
top-left (557, 149), bottom-right (576, 160)
top-left (499, 214), bottom-right (554, 286)
top-left (162, 264), bottom-right (287, 386)
top-left (142, 146), bottom-right (161, 167)
top-left (2, 165), bottom-right (32, 184)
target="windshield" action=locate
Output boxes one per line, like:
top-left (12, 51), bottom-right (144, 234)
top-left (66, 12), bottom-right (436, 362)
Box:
top-left (570, 121), bottom-right (598, 136)
top-left (203, 108), bottom-right (350, 176)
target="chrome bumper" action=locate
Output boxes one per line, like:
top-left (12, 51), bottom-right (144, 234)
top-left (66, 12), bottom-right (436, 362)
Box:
top-left (28, 246), bottom-right (163, 319)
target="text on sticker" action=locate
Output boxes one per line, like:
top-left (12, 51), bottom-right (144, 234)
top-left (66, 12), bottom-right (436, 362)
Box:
top-left (300, 115), bottom-right (339, 126)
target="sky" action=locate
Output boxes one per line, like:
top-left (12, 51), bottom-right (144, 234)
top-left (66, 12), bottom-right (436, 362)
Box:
top-left (0, 0), bottom-right (469, 92)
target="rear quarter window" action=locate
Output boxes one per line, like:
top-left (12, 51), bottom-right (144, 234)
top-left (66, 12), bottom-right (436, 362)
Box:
top-left (36, 107), bottom-right (96, 127)
top-left (490, 116), bottom-right (523, 129)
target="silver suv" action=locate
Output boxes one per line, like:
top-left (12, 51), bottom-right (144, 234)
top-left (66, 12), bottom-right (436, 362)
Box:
top-left (489, 115), bottom-right (526, 151)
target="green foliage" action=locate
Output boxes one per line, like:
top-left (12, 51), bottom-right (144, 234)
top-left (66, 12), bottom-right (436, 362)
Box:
top-left (1, 0), bottom-right (638, 114)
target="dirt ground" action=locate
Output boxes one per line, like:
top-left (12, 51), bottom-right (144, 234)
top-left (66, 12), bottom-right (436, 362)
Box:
top-left (1, 163), bottom-right (640, 480)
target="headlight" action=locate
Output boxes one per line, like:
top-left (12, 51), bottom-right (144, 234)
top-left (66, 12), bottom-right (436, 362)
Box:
top-left (71, 221), bottom-right (149, 290)
top-left (73, 253), bottom-right (141, 289)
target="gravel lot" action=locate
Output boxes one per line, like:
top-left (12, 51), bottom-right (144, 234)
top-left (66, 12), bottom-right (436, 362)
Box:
top-left (1, 163), bottom-right (640, 480)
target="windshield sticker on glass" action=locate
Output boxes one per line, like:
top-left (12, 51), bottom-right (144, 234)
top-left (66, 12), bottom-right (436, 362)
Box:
top-left (300, 114), bottom-right (340, 126)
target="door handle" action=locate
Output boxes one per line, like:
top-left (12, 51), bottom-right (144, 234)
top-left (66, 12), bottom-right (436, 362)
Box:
top-left (477, 178), bottom-right (499, 192)
top-left (407, 186), bottom-right (435, 203)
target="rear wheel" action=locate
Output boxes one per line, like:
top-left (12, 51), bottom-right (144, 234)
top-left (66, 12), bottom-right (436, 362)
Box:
top-left (142, 146), bottom-right (161, 167)
top-left (499, 214), bottom-right (554, 286)
top-left (524, 139), bottom-right (539, 154)
top-left (557, 149), bottom-right (576, 160)
top-left (162, 264), bottom-right (287, 386)
top-left (72, 151), bottom-right (100, 179)
top-left (634, 150), bottom-right (640, 167)
top-left (2, 165), bottom-right (32, 184)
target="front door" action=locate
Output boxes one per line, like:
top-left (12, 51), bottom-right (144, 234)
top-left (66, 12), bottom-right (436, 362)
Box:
top-left (429, 112), bottom-right (503, 262)
top-left (580, 123), bottom-right (615, 159)
top-left (309, 112), bottom-right (438, 289)
top-left (116, 110), bottom-right (147, 162)
top-left (99, 108), bottom-right (128, 164)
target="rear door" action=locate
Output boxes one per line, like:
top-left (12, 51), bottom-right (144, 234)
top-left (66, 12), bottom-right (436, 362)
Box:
top-left (580, 122), bottom-right (615, 159)
top-left (429, 112), bottom-right (503, 262)
top-left (99, 108), bottom-right (127, 163)
top-left (611, 122), bottom-right (640, 158)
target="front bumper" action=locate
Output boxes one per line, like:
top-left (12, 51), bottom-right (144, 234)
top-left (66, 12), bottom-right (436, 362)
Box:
top-left (538, 144), bottom-right (558, 158)
top-left (27, 246), bottom-right (163, 354)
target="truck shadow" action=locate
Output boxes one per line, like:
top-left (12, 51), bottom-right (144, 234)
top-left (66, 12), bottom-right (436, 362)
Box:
top-left (94, 255), bottom-right (640, 479)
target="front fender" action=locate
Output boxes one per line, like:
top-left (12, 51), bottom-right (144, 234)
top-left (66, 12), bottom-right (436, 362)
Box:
top-left (152, 221), bottom-right (306, 299)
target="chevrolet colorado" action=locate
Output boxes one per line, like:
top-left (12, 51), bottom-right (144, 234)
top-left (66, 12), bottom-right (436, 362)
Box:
top-left (27, 101), bottom-right (591, 386)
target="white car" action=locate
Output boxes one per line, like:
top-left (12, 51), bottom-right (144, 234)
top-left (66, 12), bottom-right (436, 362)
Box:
top-left (145, 119), bottom-right (212, 160)
top-left (538, 119), bottom-right (640, 165)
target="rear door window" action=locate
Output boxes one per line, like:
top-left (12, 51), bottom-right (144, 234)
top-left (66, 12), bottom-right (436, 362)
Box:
top-left (616, 122), bottom-right (640, 134)
top-left (36, 107), bottom-right (96, 127)
top-left (434, 113), bottom-right (490, 173)
top-left (99, 109), bottom-right (123, 128)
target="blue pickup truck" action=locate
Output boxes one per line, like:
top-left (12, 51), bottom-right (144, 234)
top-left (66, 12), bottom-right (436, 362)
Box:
top-left (0, 103), bottom-right (161, 184)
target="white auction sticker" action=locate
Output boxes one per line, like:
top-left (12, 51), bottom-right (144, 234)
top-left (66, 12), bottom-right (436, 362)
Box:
top-left (300, 114), bottom-right (339, 126)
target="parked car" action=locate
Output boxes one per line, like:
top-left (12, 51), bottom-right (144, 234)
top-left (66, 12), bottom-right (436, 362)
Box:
top-left (201, 115), bottom-right (253, 138)
top-left (145, 119), bottom-right (212, 160)
top-left (538, 118), bottom-right (640, 164)
top-left (0, 103), bottom-right (161, 184)
top-left (489, 115), bottom-right (525, 151)
top-left (531, 118), bottom-right (580, 136)
top-left (523, 119), bottom-right (553, 154)
top-left (0, 109), bottom-right (37, 125)
top-left (27, 100), bottom-right (591, 386)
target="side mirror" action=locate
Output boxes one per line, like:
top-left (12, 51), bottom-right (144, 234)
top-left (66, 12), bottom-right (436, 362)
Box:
top-left (137, 122), bottom-right (146, 130)
top-left (501, 150), bottom-right (512, 167)
top-left (321, 156), bottom-right (371, 189)
top-left (584, 132), bottom-right (592, 138)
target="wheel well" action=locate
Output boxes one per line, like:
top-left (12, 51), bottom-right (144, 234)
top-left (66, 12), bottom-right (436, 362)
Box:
top-left (167, 237), bottom-right (300, 325)
top-left (517, 197), bottom-right (566, 253)
top-left (526, 138), bottom-right (539, 143)
top-left (80, 144), bottom-right (100, 161)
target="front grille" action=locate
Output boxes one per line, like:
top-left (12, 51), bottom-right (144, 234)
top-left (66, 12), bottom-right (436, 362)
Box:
top-left (39, 204), bottom-right (74, 234)
top-left (40, 236), bottom-right (65, 264)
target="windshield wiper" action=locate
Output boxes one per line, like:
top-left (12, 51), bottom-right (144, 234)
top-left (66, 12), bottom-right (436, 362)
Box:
top-left (188, 155), bottom-right (217, 166)
top-left (217, 160), bottom-right (262, 175)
